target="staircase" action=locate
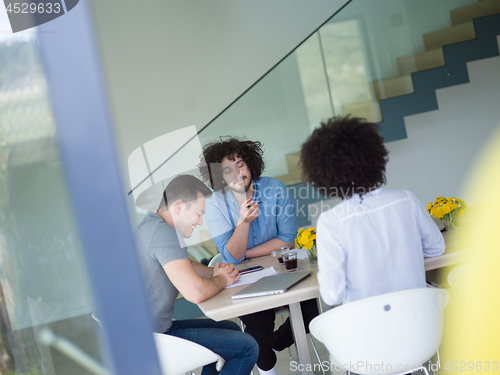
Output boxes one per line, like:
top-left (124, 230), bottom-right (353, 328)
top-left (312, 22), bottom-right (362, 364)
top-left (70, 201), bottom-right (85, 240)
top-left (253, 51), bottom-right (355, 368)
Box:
top-left (363, 0), bottom-right (500, 142)
top-left (275, 151), bottom-right (302, 186)
top-left (277, 0), bottom-right (500, 186)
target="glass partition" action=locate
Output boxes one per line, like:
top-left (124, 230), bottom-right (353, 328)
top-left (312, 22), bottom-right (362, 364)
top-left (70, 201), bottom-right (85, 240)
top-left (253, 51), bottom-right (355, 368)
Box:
top-left (127, 0), bottom-right (486, 254)
top-left (0, 25), bottom-right (103, 375)
top-left (197, 0), bottom-right (479, 183)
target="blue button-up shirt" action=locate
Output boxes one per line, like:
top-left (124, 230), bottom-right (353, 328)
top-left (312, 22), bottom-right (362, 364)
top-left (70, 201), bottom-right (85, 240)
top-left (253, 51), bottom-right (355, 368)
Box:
top-left (205, 177), bottom-right (298, 264)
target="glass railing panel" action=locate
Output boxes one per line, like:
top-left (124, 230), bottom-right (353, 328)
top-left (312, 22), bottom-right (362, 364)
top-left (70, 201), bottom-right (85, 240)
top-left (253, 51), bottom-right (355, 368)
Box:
top-left (295, 32), bottom-right (335, 131)
top-left (326, 0), bottom-right (479, 125)
top-left (0, 28), bottom-right (103, 375)
top-left (197, 52), bottom-right (311, 180)
top-left (320, 18), bottom-right (381, 122)
top-left (127, 127), bottom-right (214, 263)
top-left (126, 0), bottom-right (488, 239)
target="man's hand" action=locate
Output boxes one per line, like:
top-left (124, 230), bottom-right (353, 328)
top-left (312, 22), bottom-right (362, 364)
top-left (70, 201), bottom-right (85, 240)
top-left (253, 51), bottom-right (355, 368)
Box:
top-left (213, 262), bottom-right (240, 287)
top-left (237, 199), bottom-right (259, 225)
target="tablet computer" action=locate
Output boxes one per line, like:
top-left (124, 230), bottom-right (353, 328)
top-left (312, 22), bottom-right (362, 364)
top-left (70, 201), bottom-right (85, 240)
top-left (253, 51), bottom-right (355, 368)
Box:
top-left (231, 271), bottom-right (312, 299)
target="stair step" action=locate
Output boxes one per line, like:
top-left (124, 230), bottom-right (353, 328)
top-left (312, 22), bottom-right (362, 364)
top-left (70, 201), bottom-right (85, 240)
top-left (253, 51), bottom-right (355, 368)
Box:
top-left (371, 76), bottom-right (414, 100)
top-left (274, 173), bottom-right (303, 186)
top-left (423, 21), bottom-right (476, 51)
top-left (451, 0), bottom-right (500, 26)
top-left (341, 100), bottom-right (382, 123)
top-left (397, 48), bottom-right (445, 76)
top-left (285, 151), bottom-right (302, 178)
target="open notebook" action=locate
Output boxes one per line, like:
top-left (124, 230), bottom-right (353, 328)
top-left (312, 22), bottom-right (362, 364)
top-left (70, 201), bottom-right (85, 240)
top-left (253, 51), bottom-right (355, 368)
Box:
top-left (231, 271), bottom-right (312, 299)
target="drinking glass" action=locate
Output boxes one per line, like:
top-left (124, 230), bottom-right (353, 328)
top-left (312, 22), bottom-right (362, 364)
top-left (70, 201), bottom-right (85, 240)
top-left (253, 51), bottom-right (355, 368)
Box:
top-left (273, 246), bottom-right (290, 265)
top-left (283, 251), bottom-right (298, 272)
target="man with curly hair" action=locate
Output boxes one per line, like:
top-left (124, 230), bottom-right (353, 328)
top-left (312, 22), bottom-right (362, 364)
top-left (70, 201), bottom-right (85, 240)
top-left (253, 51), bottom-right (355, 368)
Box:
top-left (300, 116), bottom-right (445, 307)
top-left (199, 137), bottom-right (318, 375)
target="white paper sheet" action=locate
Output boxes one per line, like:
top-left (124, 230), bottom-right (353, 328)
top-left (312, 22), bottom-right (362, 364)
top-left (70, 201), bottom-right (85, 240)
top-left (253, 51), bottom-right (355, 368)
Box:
top-left (295, 248), bottom-right (309, 260)
top-left (226, 266), bottom-right (278, 288)
top-left (271, 248), bottom-right (309, 260)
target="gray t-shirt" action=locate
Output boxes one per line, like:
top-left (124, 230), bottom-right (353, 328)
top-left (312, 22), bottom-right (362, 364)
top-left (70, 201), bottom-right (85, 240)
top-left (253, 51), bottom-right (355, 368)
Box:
top-left (135, 211), bottom-right (190, 333)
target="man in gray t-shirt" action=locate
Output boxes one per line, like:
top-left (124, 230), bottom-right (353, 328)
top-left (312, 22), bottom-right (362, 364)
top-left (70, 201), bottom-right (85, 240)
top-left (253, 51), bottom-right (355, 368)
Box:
top-left (135, 175), bottom-right (257, 375)
top-left (135, 211), bottom-right (191, 333)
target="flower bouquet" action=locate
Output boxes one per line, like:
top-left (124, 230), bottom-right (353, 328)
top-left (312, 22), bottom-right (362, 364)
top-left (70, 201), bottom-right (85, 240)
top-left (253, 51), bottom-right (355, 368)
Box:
top-left (427, 196), bottom-right (467, 231)
top-left (295, 227), bottom-right (317, 263)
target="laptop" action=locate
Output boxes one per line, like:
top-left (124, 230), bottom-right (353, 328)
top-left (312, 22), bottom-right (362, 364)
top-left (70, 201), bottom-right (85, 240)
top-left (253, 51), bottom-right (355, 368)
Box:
top-left (231, 271), bottom-right (312, 299)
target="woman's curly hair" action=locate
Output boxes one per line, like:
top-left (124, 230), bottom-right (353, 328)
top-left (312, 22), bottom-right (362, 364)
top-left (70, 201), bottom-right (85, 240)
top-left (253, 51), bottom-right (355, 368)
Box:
top-left (199, 137), bottom-right (265, 191)
top-left (300, 116), bottom-right (389, 200)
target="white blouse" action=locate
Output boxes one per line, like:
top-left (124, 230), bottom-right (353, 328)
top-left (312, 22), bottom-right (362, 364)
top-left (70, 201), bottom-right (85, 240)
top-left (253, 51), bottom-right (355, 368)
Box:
top-left (317, 188), bottom-right (445, 306)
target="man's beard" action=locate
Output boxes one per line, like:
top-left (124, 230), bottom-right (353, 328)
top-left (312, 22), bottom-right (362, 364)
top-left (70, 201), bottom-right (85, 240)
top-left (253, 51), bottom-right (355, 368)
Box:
top-left (226, 177), bottom-right (252, 194)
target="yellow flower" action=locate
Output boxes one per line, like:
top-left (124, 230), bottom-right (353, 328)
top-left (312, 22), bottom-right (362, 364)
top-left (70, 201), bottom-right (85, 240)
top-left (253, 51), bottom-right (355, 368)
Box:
top-left (303, 238), bottom-right (314, 250)
top-left (427, 196), bottom-right (467, 220)
top-left (295, 227), bottom-right (316, 249)
top-left (295, 238), bottom-right (301, 248)
top-left (431, 206), bottom-right (442, 218)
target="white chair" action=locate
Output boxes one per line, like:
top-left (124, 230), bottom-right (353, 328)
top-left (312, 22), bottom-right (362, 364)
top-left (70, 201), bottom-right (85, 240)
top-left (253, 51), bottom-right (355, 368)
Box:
top-left (92, 313), bottom-right (223, 375)
top-left (309, 288), bottom-right (449, 375)
top-left (153, 333), bottom-right (224, 375)
top-left (208, 252), bottom-right (224, 267)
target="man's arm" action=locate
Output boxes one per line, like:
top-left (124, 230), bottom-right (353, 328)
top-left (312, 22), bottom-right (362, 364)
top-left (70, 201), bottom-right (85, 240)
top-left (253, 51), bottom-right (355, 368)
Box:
top-left (163, 259), bottom-right (239, 304)
top-left (226, 211), bottom-right (294, 260)
top-left (245, 238), bottom-right (294, 258)
top-left (190, 260), bottom-right (216, 278)
top-left (206, 182), bottom-right (297, 263)
top-left (226, 200), bottom-right (259, 260)
top-left (191, 259), bottom-right (237, 279)
top-left (244, 181), bottom-right (297, 258)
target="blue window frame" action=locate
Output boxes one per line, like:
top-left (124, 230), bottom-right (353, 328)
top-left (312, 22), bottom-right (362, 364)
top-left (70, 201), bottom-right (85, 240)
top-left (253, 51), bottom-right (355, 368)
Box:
top-left (35, 2), bottom-right (163, 374)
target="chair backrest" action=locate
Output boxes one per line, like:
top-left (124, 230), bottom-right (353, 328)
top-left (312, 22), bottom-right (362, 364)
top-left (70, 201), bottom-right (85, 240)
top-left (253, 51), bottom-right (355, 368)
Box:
top-left (92, 314), bottom-right (221, 374)
top-left (208, 253), bottom-right (224, 267)
top-left (153, 333), bottom-right (221, 375)
top-left (309, 288), bottom-right (448, 375)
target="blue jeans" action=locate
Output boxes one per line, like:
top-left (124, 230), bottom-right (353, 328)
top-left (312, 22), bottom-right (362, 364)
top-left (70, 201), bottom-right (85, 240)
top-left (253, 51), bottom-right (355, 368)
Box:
top-left (166, 319), bottom-right (258, 375)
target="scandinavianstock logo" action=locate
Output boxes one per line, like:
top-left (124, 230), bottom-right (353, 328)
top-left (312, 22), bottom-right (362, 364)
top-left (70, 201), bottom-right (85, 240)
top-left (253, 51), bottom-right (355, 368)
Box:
top-left (4, 0), bottom-right (79, 33)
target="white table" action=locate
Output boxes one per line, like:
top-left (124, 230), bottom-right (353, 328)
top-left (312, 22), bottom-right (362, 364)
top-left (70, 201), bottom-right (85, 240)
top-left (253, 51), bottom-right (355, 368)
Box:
top-left (198, 255), bottom-right (319, 375)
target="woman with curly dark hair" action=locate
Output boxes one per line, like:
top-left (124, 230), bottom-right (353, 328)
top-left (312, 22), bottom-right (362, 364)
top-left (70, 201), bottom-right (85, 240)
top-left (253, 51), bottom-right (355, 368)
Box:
top-left (300, 115), bottom-right (389, 199)
top-left (300, 116), bottom-right (445, 307)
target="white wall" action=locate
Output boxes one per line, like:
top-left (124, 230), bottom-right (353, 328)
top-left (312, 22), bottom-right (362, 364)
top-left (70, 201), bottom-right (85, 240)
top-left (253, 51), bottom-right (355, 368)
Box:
top-left (90, 0), bottom-right (349, 187)
top-left (198, 53), bottom-right (310, 177)
top-left (91, 0), bottom-right (499, 221)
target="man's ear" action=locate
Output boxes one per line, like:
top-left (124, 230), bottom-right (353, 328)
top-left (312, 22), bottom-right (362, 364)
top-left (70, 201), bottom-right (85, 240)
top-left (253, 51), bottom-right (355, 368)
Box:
top-left (172, 199), bottom-right (184, 214)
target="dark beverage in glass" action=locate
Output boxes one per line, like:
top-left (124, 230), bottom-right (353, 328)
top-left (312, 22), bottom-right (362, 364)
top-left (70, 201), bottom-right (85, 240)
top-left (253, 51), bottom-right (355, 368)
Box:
top-left (284, 258), bottom-right (298, 271)
top-left (275, 246), bottom-right (289, 265)
top-left (283, 251), bottom-right (298, 272)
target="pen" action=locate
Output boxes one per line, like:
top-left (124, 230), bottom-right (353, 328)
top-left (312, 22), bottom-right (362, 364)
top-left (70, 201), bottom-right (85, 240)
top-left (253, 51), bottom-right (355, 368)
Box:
top-left (246, 201), bottom-right (262, 208)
